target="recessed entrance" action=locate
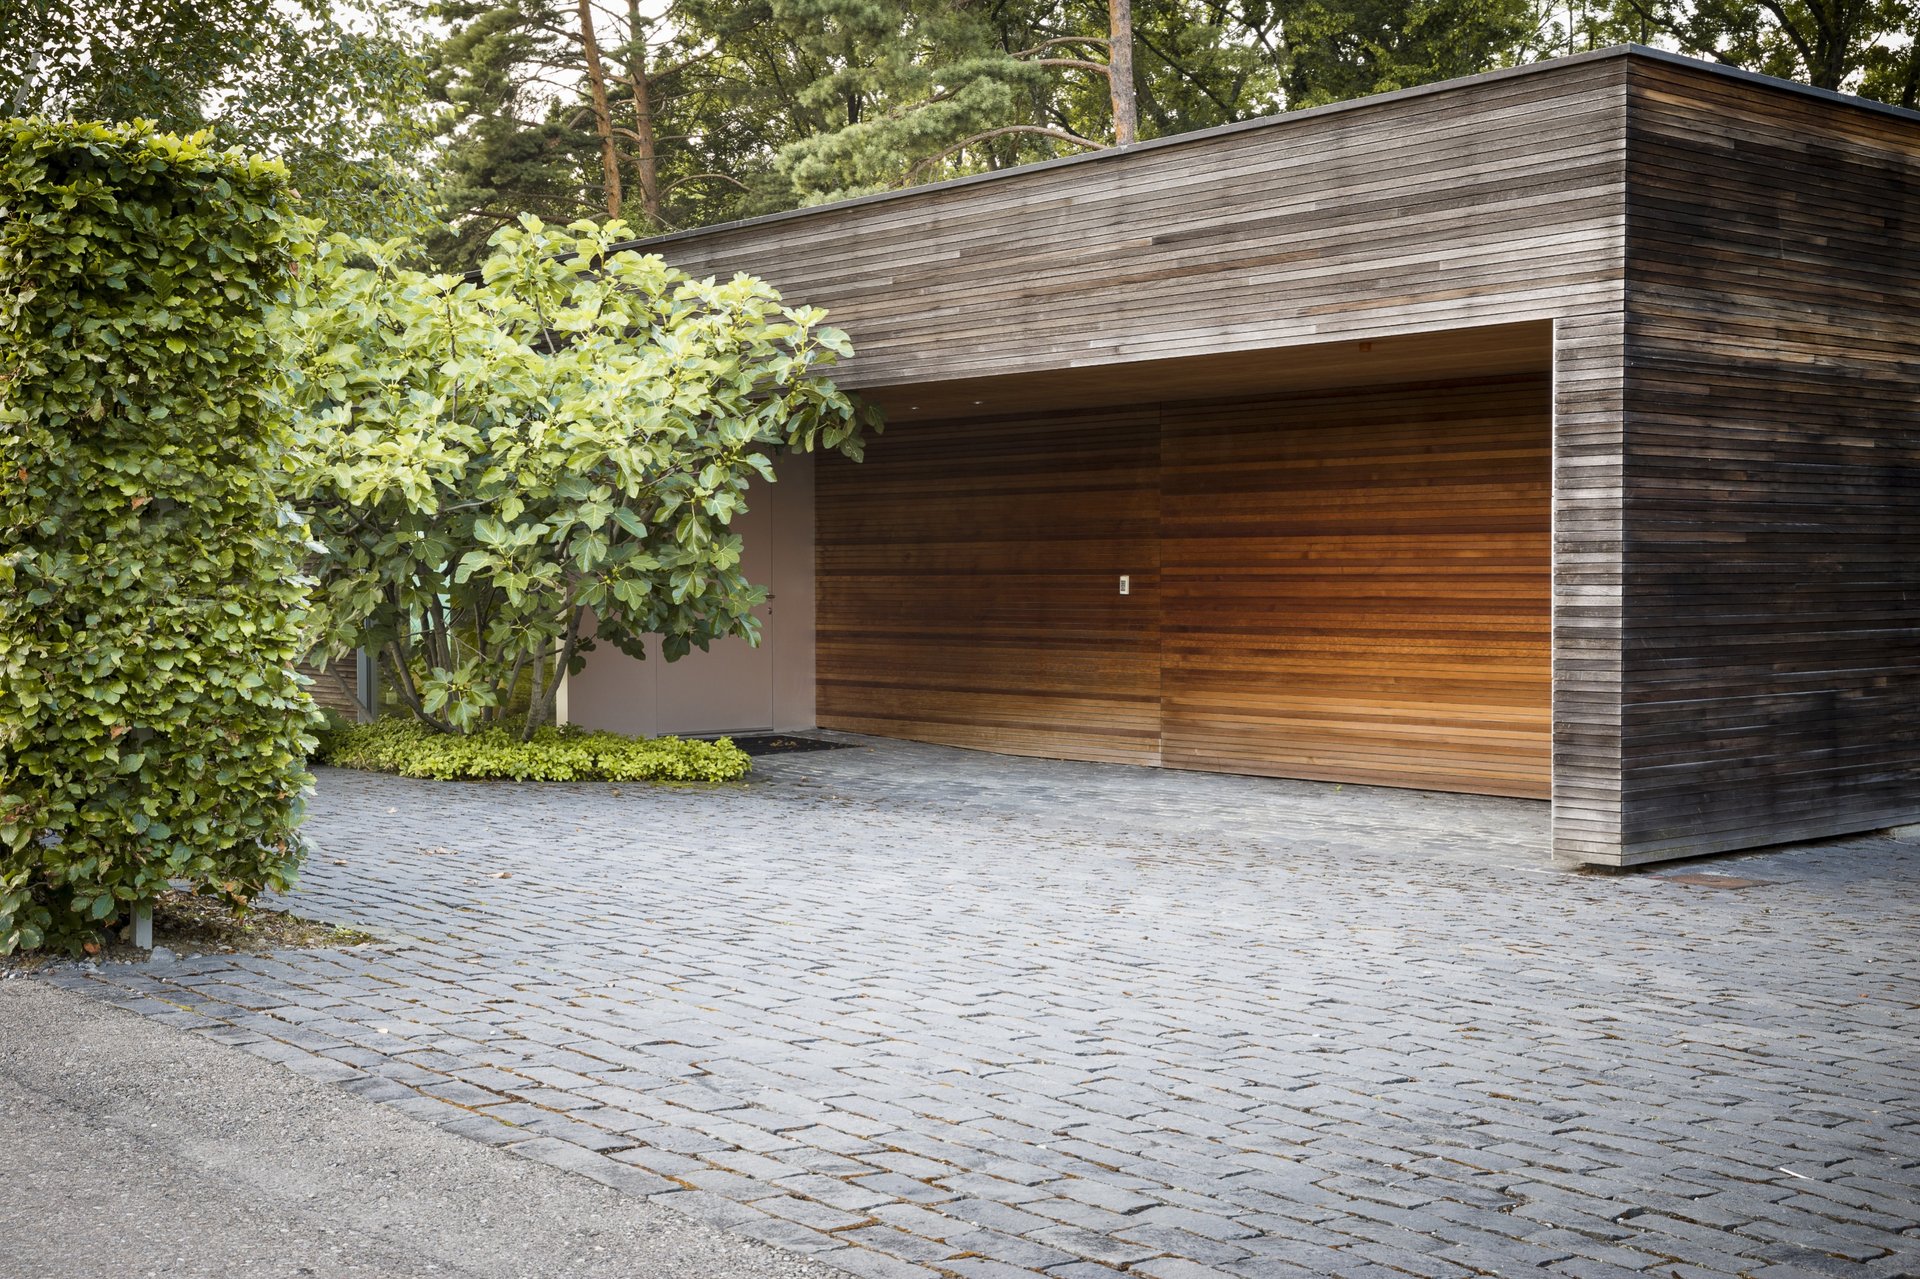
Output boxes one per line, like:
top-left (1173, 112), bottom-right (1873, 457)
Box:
top-left (817, 324), bottom-right (1553, 799)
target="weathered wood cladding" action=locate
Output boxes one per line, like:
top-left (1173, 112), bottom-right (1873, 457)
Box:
top-left (298, 656), bottom-right (364, 720)
top-left (647, 56), bottom-right (1631, 855)
top-left (1617, 62), bottom-right (1920, 863)
top-left (643, 59), bottom-right (1628, 387)
top-left (1548, 309), bottom-right (1629, 863)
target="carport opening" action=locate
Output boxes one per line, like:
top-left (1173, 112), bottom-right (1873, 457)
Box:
top-left (816, 322), bottom-right (1554, 800)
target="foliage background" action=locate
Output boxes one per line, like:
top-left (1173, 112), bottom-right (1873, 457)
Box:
top-left (4, 0), bottom-right (1911, 261)
top-left (0, 0), bottom-right (437, 240)
top-left (287, 217), bottom-right (873, 740)
top-left (420, 0), bottom-right (1920, 260)
top-left (0, 119), bottom-right (321, 954)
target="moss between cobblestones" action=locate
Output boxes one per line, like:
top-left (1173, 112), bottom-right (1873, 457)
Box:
top-left (315, 718), bottom-right (752, 784)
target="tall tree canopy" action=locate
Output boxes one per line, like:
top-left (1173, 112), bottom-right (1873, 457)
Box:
top-left (8, 0), bottom-right (1912, 256)
top-left (422, 0), bottom-right (1919, 261)
top-left (1592, 0), bottom-right (1919, 105)
top-left (27, 0), bottom-right (1869, 263)
top-left (424, 0), bottom-right (783, 261)
top-left (0, 0), bottom-right (437, 238)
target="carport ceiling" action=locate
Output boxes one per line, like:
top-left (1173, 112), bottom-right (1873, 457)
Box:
top-left (859, 321), bottom-right (1553, 421)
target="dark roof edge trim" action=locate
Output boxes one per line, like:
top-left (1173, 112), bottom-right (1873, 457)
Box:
top-left (608, 44), bottom-right (1919, 257)
top-left (1627, 43), bottom-right (1920, 127)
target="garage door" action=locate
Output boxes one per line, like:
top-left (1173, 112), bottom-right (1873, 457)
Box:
top-left (1160, 378), bottom-right (1551, 798)
top-left (815, 407), bottom-right (1162, 765)
top-left (816, 374), bottom-right (1551, 798)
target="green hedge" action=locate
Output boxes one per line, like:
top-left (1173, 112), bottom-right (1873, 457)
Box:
top-left (0, 121), bottom-right (319, 955)
top-left (316, 718), bottom-right (752, 783)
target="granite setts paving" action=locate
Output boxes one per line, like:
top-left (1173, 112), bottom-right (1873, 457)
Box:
top-left (40, 736), bottom-right (1920, 1279)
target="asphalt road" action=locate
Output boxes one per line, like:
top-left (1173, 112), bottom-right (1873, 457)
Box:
top-left (0, 977), bottom-right (852, 1279)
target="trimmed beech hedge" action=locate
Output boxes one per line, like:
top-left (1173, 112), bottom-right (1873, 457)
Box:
top-left (316, 718), bottom-right (752, 783)
top-left (0, 121), bottom-right (319, 954)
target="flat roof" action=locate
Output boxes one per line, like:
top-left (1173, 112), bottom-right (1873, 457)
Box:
top-left (617, 44), bottom-right (1920, 257)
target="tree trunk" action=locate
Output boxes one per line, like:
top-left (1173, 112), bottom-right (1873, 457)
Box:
top-left (1108, 0), bottom-right (1139, 145)
top-left (382, 641), bottom-right (457, 735)
top-left (7, 0), bottom-right (46, 115)
top-left (8, 48), bottom-right (43, 116)
top-left (624, 0), bottom-right (662, 223)
top-left (526, 645), bottom-right (546, 737)
top-left (522, 610), bottom-right (583, 741)
top-left (577, 0), bottom-right (624, 218)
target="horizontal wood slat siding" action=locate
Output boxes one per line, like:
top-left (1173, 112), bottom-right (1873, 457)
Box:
top-left (646, 62), bottom-right (1626, 390)
top-left (1549, 310), bottom-right (1628, 862)
top-left (643, 53), bottom-right (1642, 855)
top-left (298, 656), bottom-right (361, 719)
top-left (818, 376), bottom-right (1551, 795)
top-left (1618, 63), bottom-right (1920, 862)
top-left (816, 410), bottom-right (1163, 764)
top-left (1161, 377), bottom-right (1552, 797)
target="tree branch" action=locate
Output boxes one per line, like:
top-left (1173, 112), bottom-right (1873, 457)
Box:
top-left (1010, 35), bottom-right (1112, 56)
top-left (524, 602), bottom-right (584, 740)
top-left (1753, 0), bottom-right (1819, 76)
top-left (1027, 57), bottom-right (1113, 75)
top-left (903, 126), bottom-right (1102, 185)
top-left (661, 170), bottom-right (747, 195)
top-left (382, 638), bottom-right (457, 734)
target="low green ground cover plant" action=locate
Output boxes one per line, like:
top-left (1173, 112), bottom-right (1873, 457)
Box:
top-left (315, 717), bottom-right (750, 783)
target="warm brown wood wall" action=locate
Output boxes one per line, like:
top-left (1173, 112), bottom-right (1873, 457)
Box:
top-left (816, 409), bottom-right (1163, 765)
top-left (1617, 64), bottom-right (1920, 862)
top-left (1160, 376), bottom-right (1551, 797)
top-left (818, 376), bottom-right (1552, 796)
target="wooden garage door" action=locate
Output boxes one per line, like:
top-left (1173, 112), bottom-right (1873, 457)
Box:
top-left (816, 407), bottom-right (1163, 764)
top-left (1160, 375), bottom-right (1551, 798)
top-left (816, 374), bottom-right (1551, 797)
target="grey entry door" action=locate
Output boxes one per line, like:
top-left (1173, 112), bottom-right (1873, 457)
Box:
top-left (654, 498), bottom-right (776, 735)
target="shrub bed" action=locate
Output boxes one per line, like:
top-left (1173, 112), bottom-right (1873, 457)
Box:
top-left (316, 718), bottom-right (751, 784)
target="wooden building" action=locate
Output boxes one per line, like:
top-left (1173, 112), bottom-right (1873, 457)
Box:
top-left (564, 45), bottom-right (1920, 868)
top-left (298, 653), bottom-right (374, 722)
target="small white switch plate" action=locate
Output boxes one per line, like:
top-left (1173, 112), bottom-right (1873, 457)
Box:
top-left (1118, 575), bottom-right (1131, 596)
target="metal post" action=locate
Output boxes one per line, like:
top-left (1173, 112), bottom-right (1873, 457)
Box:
top-left (355, 645), bottom-right (379, 722)
top-left (131, 901), bottom-right (153, 951)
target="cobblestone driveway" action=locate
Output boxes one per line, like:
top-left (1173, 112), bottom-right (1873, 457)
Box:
top-left (43, 738), bottom-right (1920, 1279)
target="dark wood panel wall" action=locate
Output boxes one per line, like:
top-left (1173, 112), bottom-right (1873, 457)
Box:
top-left (1617, 63), bottom-right (1920, 862)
